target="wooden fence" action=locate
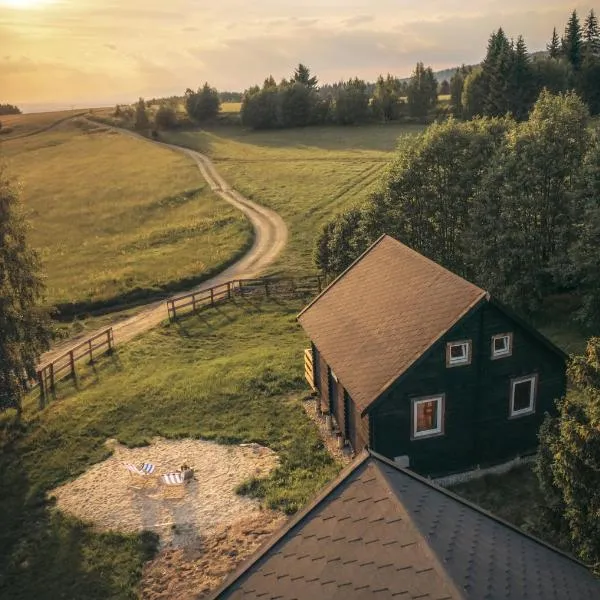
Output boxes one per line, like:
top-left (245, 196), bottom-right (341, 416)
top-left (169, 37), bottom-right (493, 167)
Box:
top-left (304, 347), bottom-right (316, 391)
top-left (37, 328), bottom-right (114, 407)
top-left (166, 275), bottom-right (326, 321)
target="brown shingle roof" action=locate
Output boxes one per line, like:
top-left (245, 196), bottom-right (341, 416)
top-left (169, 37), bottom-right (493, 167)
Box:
top-left (298, 235), bottom-right (486, 414)
top-left (210, 451), bottom-right (600, 600)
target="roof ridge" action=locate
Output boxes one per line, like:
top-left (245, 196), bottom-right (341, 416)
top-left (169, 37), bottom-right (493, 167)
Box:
top-left (368, 450), bottom-right (593, 571)
top-left (371, 460), bottom-right (467, 600)
top-left (206, 452), bottom-right (371, 600)
top-left (296, 233), bottom-right (388, 320)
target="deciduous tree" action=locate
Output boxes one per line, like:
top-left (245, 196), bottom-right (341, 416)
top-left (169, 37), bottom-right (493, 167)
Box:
top-left (134, 97), bottom-right (150, 130)
top-left (0, 169), bottom-right (51, 417)
top-left (185, 83), bottom-right (221, 122)
top-left (406, 62), bottom-right (437, 119)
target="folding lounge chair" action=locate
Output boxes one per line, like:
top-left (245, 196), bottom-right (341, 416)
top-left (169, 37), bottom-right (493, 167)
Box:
top-left (160, 471), bottom-right (187, 498)
top-left (124, 462), bottom-right (156, 487)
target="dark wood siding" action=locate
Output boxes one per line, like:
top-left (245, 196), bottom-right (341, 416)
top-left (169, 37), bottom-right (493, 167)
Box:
top-left (317, 350), bottom-right (329, 413)
top-left (369, 301), bottom-right (566, 477)
top-left (312, 343), bottom-right (321, 393)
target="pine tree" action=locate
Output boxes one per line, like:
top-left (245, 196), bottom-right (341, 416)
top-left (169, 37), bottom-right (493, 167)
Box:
top-left (563, 10), bottom-right (583, 70)
top-left (406, 62), bottom-right (438, 119)
top-left (508, 36), bottom-right (535, 120)
top-left (548, 27), bottom-right (561, 59)
top-left (292, 64), bottom-right (318, 89)
top-left (584, 9), bottom-right (600, 57)
top-left (0, 169), bottom-right (51, 417)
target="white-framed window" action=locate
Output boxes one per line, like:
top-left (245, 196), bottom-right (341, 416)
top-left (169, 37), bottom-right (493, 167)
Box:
top-left (446, 340), bottom-right (472, 367)
top-left (510, 374), bottom-right (538, 417)
top-left (412, 395), bottom-right (445, 439)
top-left (492, 333), bottom-right (513, 359)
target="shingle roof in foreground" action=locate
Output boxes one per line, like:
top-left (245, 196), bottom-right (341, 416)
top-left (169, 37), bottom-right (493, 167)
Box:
top-left (210, 451), bottom-right (600, 600)
top-left (297, 235), bottom-right (487, 414)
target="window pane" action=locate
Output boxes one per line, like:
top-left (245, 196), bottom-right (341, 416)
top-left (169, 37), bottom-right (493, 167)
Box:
top-left (416, 400), bottom-right (438, 432)
top-left (450, 344), bottom-right (465, 359)
top-left (513, 380), bottom-right (532, 412)
top-left (494, 337), bottom-right (507, 352)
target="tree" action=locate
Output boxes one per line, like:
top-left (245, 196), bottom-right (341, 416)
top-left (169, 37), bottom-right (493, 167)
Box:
top-left (583, 9), bottom-right (600, 57)
top-left (134, 97), bottom-right (150, 130)
top-left (563, 10), bottom-right (583, 70)
top-left (279, 81), bottom-right (313, 128)
top-left (334, 78), bottom-right (370, 125)
top-left (185, 83), bottom-right (221, 122)
top-left (154, 103), bottom-right (178, 130)
top-left (449, 66), bottom-right (470, 117)
top-left (0, 104), bottom-right (21, 116)
top-left (372, 74), bottom-right (404, 122)
top-left (240, 86), bottom-right (279, 129)
top-left (481, 28), bottom-right (514, 117)
top-left (439, 79), bottom-right (451, 95)
top-left (0, 168), bottom-right (51, 417)
top-left (548, 27), bottom-right (562, 59)
top-left (468, 91), bottom-right (590, 314)
top-left (406, 62), bottom-right (438, 119)
top-left (507, 36), bottom-right (536, 120)
top-left (531, 56), bottom-right (572, 94)
top-left (461, 69), bottom-right (486, 119)
top-left (292, 64), bottom-right (318, 89)
top-left (536, 338), bottom-right (600, 567)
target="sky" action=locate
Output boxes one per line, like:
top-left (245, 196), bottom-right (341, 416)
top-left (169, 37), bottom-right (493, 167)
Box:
top-left (0, 0), bottom-right (595, 111)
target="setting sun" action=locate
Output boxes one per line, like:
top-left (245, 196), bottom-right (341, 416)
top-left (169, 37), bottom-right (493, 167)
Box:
top-left (2, 0), bottom-right (52, 8)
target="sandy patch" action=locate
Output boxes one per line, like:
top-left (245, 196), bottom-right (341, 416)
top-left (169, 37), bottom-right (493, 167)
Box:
top-left (140, 511), bottom-right (287, 600)
top-left (49, 437), bottom-right (280, 547)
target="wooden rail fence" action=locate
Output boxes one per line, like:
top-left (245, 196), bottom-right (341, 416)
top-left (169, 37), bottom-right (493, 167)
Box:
top-left (167, 275), bottom-right (326, 321)
top-left (37, 328), bottom-right (114, 408)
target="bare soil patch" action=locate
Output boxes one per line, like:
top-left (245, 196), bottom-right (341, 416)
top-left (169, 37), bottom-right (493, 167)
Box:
top-left (49, 437), bottom-right (280, 547)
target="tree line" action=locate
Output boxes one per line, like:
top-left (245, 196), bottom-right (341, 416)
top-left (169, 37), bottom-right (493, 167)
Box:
top-left (452, 8), bottom-right (600, 120)
top-left (0, 104), bottom-right (21, 116)
top-left (239, 63), bottom-right (439, 129)
top-left (315, 90), bottom-right (600, 329)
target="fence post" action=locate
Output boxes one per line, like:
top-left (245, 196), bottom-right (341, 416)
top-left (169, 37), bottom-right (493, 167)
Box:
top-left (265, 279), bottom-right (270, 298)
top-left (192, 293), bottom-right (197, 312)
top-left (49, 362), bottom-right (55, 395)
top-left (227, 281), bottom-right (231, 299)
top-left (69, 350), bottom-right (76, 380)
top-left (108, 328), bottom-right (114, 353)
top-left (38, 370), bottom-right (45, 409)
top-left (210, 288), bottom-right (214, 306)
top-left (88, 339), bottom-right (94, 364)
top-left (317, 275), bottom-right (322, 292)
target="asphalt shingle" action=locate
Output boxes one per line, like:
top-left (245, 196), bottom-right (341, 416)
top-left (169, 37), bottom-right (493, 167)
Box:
top-left (297, 235), bottom-right (486, 414)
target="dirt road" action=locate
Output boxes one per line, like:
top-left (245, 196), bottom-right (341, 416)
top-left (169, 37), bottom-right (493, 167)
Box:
top-left (39, 124), bottom-right (288, 366)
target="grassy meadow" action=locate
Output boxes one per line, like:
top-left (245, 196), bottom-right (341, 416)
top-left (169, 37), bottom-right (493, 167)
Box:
top-left (1, 117), bottom-right (252, 312)
top-left (0, 298), bottom-right (338, 598)
top-left (161, 122), bottom-right (425, 275)
top-left (0, 109), bottom-right (86, 140)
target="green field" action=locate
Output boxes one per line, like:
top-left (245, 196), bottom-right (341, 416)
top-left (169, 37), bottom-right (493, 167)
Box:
top-left (0, 109), bottom-right (86, 140)
top-left (0, 298), bottom-right (338, 599)
top-left (161, 122), bottom-right (425, 275)
top-left (1, 117), bottom-right (252, 311)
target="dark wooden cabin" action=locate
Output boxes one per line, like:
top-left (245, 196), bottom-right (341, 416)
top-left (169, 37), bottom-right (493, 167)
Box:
top-left (298, 235), bottom-right (567, 477)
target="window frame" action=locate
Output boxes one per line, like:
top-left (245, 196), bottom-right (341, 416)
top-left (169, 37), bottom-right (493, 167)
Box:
top-left (411, 394), bottom-right (445, 440)
top-left (509, 374), bottom-right (538, 418)
top-left (446, 340), bottom-right (472, 368)
top-left (491, 333), bottom-right (513, 360)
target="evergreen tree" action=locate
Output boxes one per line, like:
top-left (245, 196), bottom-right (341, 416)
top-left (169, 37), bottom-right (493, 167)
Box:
top-left (583, 9), bottom-right (600, 57)
top-left (563, 10), bottom-right (583, 70)
top-left (508, 36), bottom-right (536, 120)
top-left (536, 338), bottom-right (600, 567)
top-left (292, 64), bottom-right (318, 89)
top-left (461, 69), bottom-right (486, 119)
top-left (279, 81), bottom-right (313, 128)
top-left (449, 66), bottom-right (470, 117)
top-left (439, 80), bottom-right (451, 96)
top-left (482, 28), bottom-right (514, 117)
top-left (548, 27), bottom-right (562, 59)
top-left (406, 62), bottom-right (438, 119)
top-left (0, 168), bottom-right (51, 417)
top-left (134, 97), bottom-right (150, 130)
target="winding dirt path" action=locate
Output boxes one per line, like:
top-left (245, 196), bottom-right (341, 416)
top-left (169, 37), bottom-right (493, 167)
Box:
top-left (39, 123), bottom-right (288, 366)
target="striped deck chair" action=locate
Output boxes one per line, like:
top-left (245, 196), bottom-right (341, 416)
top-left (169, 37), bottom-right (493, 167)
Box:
top-left (160, 471), bottom-right (187, 498)
top-left (124, 462), bottom-right (156, 487)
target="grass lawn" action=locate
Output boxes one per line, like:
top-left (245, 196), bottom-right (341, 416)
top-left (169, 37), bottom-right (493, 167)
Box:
top-left (0, 109), bottom-right (86, 140)
top-left (161, 122), bottom-right (425, 276)
top-left (0, 298), bottom-right (338, 599)
top-left (2, 117), bottom-right (252, 312)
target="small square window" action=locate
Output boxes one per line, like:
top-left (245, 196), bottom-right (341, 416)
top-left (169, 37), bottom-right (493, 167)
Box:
top-left (492, 333), bottom-right (513, 359)
top-left (446, 341), bottom-right (471, 367)
top-left (510, 375), bottom-right (537, 417)
top-left (412, 396), bottom-right (444, 439)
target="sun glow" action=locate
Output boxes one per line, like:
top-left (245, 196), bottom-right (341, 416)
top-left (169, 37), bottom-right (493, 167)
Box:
top-left (2, 0), bottom-right (53, 8)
